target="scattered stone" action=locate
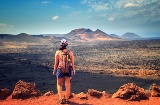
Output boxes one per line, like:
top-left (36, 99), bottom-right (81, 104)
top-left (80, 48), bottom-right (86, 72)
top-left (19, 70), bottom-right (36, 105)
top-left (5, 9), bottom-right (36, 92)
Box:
top-left (102, 91), bottom-right (109, 97)
top-left (87, 89), bottom-right (103, 98)
top-left (12, 80), bottom-right (41, 99)
top-left (69, 93), bottom-right (74, 99)
top-left (112, 83), bottom-right (148, 101)
top-left (151, 83), bottom-right (160, 97)
top-left (43, 91), bottom-right (54, 96)
top-left (0, 88), bottom-right (11, 100)
top-left (76, 92), bottom-right (88, 99)
top-left (145, 90), bottom-right (151, 97)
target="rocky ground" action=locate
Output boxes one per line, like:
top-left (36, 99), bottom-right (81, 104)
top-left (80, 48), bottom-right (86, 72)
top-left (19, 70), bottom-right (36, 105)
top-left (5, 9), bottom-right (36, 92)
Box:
top-left (0, 40), bottom-right (160, 105)
top-left (0, 81), bottom-right (160, 105)
top-left (0, 40), bottom-right (160, 94)
top-left (1, 94), bottom-right (160, 105)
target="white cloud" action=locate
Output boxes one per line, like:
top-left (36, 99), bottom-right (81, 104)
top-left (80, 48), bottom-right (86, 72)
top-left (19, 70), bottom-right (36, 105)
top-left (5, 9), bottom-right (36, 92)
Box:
top-left (124, 3), bottom-right (138, 8)
top-left (0, 23), bottom-right (13, 28)
top-left (62, 5), bottom-right (72, 9)
top-left (0, 23), bottom-right (13, 34)
top-left (91, 2), bottom-right (109, 11)
top-left (81, 0), bottom-right (93, 4)
top-left (80, 0), bottom-right (160, 22)
top-left (108, 17), bottom-right (115, 21)
top-left (52, 16), bottom-right (59, 20)
top-left (0, 23), bottom-right (8, 27)
top-left (114, 0), bottom-right (159, 9)
top-left (81, 0), bottom-right (109, 11)
top-left (69, 11), bottom-right (82, 17)
top-left (41, 1), bottom-right (50, 4)
top-left (81, 0), bottom-right (159, 9)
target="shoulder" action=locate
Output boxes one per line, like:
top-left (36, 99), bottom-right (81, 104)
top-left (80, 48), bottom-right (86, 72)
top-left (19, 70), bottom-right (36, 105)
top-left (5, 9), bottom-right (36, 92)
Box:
top-left (55, 50), bottom-right (60, 55)
top-left (69, 50), bottom-right (74, 56)
top-left (56, 50), bottom-right (60, 53)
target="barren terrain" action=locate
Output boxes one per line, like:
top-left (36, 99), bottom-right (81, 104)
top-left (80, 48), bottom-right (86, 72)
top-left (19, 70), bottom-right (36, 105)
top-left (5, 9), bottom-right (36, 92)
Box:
top-left (0, 40), bottom-right (160, 94)
top-left (1, 93), bottom-right (160, 105)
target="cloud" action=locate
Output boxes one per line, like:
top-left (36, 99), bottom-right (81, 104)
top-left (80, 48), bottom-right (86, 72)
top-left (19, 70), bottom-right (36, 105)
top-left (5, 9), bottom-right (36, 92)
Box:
top-left (52, 16), bottom-right (59, 20)
top-left (41, 1), bottom-right (50, 4)
top-left (81, 0), bottom-right (92, 4)
top-left (0, 23), bottom-right (13, 28)
top-left (69, 11), bottom-right (82, 17)
top-left (62, 5), bottom-right (72, 9)
top-left (91, 2), bottom-right (109, 11)
top-left (114, 0), bottom-right (159, 9)
top-left (80, 0), bottom-right (160, 23)
top-left (124, 3), bottom-right (138, 8)
top-left (111, 0), bottom-right (160, 20)
top-left (0, 23), bottom-right (13, 34)
top-left (81, 0), bottom-right (159, 10)
top-left (0, 23), bottom-right (8, 27)
top-left (108, 17), bottom-right (115, 21)
top-left (81, 0), bottom-right (109, 11)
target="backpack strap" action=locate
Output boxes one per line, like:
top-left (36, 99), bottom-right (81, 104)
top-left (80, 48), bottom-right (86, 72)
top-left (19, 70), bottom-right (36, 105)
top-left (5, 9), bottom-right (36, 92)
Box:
top-left (60, 49), bottom-right (70, 56)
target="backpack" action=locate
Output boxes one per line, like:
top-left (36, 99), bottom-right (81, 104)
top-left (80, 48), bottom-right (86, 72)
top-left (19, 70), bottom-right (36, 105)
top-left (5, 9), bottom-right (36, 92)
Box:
top-left (58, 49), bottom-right (71, 73)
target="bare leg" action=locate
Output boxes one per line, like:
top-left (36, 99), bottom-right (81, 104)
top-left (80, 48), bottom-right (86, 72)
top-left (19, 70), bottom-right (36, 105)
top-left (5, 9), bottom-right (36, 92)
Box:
top-left (57, 78), bottom-right (64, 100)
top-left (64, 76), bottom-right (71, 100)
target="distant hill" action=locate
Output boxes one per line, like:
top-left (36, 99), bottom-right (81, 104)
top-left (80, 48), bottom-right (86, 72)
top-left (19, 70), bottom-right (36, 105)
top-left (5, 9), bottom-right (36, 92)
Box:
top-left (109, 34), bottom-right (120, 38)
top-left (2, 29), bottom-right (156, 42)
top-left (42, 34), bottom-right (65, 37)
top-left (143, 37), bottom-right (160, 40)
top-left (0, 33), bottom-right (48, 43)
top-left (65, 28), bottom-right (118, 41)
top-left (121, 32), bottom-right (142, 40)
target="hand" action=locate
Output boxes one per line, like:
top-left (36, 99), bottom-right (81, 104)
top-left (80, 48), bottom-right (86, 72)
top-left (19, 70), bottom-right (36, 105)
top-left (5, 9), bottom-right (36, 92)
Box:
top-left (72, 70), bottom-right (76, 76)
top-left (53, 71), bottom-right (56, 76)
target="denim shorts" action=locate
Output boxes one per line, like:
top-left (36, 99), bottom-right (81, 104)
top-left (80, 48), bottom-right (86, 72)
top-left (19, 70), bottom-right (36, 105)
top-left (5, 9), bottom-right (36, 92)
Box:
top-left (56, 66), bottom-right (72, 78)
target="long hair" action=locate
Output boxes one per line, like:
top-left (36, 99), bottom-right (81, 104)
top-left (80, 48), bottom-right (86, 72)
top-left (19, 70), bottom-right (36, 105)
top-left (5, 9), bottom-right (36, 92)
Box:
top-left (59, 45), bottom-right (67, 50)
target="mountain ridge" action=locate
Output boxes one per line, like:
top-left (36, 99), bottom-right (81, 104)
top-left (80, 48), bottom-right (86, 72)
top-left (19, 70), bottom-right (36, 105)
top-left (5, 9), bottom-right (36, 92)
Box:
top-left (1, 28), bottom-right (158, 42)
top-left (65, 28), bottom-right (118, 41)
top-left (120, 32), bottom-right (142, 40)
top-left (0, 33), bottom-right (49, 43)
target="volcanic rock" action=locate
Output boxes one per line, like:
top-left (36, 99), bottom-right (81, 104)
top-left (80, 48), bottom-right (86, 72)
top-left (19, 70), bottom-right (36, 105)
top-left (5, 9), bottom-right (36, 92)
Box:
top-left (12, 80), bottom-right (41, 99)
top-left (87, 89), bottom-right (106, 98)
top-left (151, 83), bottom-right (160, 97)
top-left (112, 83), bottom-right (148, 101)
top-left (0, 88), bottom-right (11, 100)
top-left (43, 91), bottom-right (54, 96)
top-left (76, 92), bottom-right (88, 99)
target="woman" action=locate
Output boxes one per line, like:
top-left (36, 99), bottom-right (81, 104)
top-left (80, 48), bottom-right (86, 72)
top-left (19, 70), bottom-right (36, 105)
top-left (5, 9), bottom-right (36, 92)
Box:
top-left (53, 39), bottom-right (75, 104)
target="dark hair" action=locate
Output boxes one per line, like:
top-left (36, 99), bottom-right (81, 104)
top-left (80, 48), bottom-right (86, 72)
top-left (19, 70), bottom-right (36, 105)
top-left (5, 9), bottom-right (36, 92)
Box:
top-left (59, 45), bottom-right (67, 50)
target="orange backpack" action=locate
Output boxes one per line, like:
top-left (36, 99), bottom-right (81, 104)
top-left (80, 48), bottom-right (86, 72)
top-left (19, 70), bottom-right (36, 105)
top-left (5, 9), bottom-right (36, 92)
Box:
top-left (58, 50), bottom-right (71, 73)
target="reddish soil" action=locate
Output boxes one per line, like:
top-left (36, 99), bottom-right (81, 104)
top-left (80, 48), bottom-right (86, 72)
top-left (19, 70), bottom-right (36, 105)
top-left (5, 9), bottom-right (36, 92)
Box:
top-left (1, 94), bottom-right (160, 105)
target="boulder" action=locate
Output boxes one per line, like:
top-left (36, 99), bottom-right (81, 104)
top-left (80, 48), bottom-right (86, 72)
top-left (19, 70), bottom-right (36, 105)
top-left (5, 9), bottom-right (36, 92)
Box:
top-left (87, 89), bottom-right (105, 98)
top-left (76, 92), bottom-right (88, 99)
top-left (12, 80), bottom-right (41, 99)
top-left (112, 83), bottom-right (148, 101)
top-left (0, 88), bottom-right (11, 100)
top-left (151, 83), bottom-right (160, 97)
top-left (43, 91), bottom-right (54, 96)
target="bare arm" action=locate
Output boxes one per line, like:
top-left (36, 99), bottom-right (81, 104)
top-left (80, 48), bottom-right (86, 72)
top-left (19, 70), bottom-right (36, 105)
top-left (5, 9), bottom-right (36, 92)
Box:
top-left (70, 51), bottom-right (75, 75)
top-left (53, 51), bottom-right (59, 71)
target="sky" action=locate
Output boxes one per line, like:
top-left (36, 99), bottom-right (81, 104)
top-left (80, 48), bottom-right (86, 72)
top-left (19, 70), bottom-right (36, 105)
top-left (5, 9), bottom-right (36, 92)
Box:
top-left (0, 0), bottom-right (160, 37)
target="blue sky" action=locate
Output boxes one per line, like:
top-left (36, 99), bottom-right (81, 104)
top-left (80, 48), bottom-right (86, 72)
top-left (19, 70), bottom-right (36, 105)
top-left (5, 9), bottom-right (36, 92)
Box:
top-left (0, 0), bottom-right (160, 37)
